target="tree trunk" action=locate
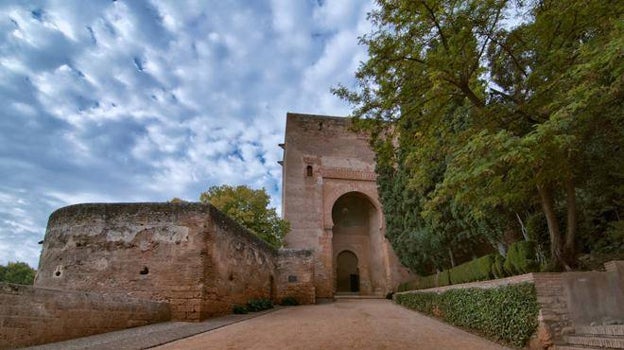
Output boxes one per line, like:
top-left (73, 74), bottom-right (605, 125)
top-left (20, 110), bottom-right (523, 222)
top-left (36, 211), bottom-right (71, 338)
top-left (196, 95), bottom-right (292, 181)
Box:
top-left (563, 176), bottom-right (577, 266)
top-left (536, 184), bottom-right (565, 269)
top-left (448, 248), bottom-right (456, 268)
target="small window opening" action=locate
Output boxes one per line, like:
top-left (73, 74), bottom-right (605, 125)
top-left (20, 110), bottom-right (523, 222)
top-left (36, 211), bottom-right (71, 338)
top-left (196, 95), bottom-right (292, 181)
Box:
top-left (306, 165), bottom-right (313, 177)
top-left (140, 266), bottom-right (149, 275)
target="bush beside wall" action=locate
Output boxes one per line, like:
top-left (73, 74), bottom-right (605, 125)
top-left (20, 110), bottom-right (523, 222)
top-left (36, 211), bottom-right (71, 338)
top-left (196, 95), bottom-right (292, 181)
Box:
top-left (395, 283), bottom-right (539, 347)
top-left (401, 241), bottom-right (540, 291)
top-left (504, 241), bottom-right (539, 274)
top-left (449, 254), bottom-right (494, 285)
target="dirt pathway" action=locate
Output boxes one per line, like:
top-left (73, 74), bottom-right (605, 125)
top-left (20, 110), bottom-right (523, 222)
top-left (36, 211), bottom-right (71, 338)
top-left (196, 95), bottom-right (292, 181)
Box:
top-left (152, 299), bottom-right (510, 350)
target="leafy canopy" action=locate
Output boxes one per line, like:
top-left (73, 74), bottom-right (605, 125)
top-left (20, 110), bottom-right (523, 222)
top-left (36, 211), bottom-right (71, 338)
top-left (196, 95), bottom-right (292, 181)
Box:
top-left (335, 0), bottom-right (624, 272)
top-left (0, 261), bottom-right (36, 285)
top-left (200, 185), bottom-right (289, 248)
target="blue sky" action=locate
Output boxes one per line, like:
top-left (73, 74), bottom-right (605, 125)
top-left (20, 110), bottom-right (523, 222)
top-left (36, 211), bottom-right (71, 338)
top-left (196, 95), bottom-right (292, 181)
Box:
top-left (0, 0), bottom-right (373, 268)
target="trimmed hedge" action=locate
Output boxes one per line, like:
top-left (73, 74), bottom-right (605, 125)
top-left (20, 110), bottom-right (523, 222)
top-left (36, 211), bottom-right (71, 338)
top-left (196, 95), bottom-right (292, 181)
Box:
top-left (395, 283), bottom-right (539, 347)
top-left (504, 240), bottom-right (539, 274)
top-left (492, 253), bottom-right (506, 278)
top-left (400, 241), bottom-right (540, 291)
top-left (449, 254), bottom-right (494, 285)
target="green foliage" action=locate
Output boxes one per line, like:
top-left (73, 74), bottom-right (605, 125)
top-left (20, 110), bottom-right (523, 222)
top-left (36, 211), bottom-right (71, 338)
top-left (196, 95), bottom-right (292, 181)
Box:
top-left (592, 221), bottom-right (624, 254)
top-left (246, 298), bottom-right (273, 312)
top-left (449, 254), bottom-right (494, 285)
top-left (504, 241), bottom-right (539, 275)
top-left (232, 305), bottom-right (248, 314)
top-left (491, 254), bottom-right (506, 279)
top-left (200, 185), bottom-right (290, 248)
top-left (438, 270), bottom-right (451, 287)
top-left (395, 283), bottom-right (539, 347)
top-left (335, 0), bottom-right (624, 271)
top-left (0, 262), bottom-right (36, 285)
top-left (418, 275), bottom-right (438, 290)
top-left (280, 296), bottom-right (299, 306)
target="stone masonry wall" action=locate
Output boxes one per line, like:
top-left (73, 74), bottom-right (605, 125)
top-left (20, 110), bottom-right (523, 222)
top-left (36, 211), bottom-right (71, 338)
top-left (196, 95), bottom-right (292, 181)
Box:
top-left (35, 202), bottom-right (309, 322)
top-left (0, 283), bottom-right (170, 349)
top-left (276, 249), bottom-right (316, 305)
top-left (281, 113), bottom-right (413, 298)
top-left (200, 207), bottom-right (278, 317)
top-left (36, 203), bottom-right (210, 321)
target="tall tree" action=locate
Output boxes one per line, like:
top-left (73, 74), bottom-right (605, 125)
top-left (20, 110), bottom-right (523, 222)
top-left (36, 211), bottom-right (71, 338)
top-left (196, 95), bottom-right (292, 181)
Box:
top-left (335, 0), bottom-right (624, 270)
top-left (0, 262), bottom-right (36, 285)
top-left (200, 185), bottom-right (289, 248)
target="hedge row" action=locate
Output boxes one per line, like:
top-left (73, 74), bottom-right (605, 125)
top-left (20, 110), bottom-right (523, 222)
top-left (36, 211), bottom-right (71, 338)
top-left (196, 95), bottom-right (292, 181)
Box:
top-left (398, 240), bottom-right (540, 291)
top-left (395, 283), bottom-right (539, 347)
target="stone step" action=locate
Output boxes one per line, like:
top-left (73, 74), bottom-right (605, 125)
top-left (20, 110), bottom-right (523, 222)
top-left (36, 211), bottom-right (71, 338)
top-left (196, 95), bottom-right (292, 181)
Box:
top-left (555, 346), bottom-right (616, 350)
top-left (334, 294), bottom-right (385, 299)
top-left (565, 335), bottom-right (624, 349)
top-left (576, 326), bottom-right (624, 337)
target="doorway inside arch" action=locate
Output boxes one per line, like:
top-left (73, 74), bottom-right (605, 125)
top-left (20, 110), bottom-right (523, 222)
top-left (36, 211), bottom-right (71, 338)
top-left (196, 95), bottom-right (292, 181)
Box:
top-left (336, 250), bottom-right (359, 293)
top-left (332, 191), bottom-right (386, 295)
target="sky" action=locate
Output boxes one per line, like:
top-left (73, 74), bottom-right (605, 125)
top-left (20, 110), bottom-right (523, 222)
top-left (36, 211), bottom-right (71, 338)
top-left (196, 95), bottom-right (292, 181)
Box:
top-left (0, 0), bottom-right (374, 268)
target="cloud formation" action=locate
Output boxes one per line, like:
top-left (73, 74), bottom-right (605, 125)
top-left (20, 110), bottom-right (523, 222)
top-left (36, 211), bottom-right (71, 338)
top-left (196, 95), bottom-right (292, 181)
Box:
top-left (0, 0), bottom-right (374, 268)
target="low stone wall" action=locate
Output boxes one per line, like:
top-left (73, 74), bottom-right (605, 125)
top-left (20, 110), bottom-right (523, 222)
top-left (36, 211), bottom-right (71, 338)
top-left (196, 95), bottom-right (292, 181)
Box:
top-left (36, 203), bottom-right (211, 321)
top-left (563, 262), bottom-right (624, 326)
top-left (395, 261), bottom-right (624, 349)
top-left (200, 207), bottom-right (278, 317)
top-left (35, 202), bottom-right (315, 323)
top-left (276, 249), bottom-right (316, 304)
top-left (0, 283), bottom-right (170, 349)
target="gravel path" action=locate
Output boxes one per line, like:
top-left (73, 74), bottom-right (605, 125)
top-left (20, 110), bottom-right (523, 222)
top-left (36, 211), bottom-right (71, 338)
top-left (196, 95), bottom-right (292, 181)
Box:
top-left (152, 299), bottom-right (510, 350)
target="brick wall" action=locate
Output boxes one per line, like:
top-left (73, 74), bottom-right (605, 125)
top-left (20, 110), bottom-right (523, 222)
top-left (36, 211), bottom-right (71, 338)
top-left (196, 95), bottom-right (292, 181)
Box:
top-left (35, 202), bottom-right (314, 324)
top-left (276, 249), bottom-right (316, 304)
top-left (281, 113), bottom-right (414, 298)
top-left (36, 203), bottom-right (210, 321)
top-left (200, 207), bottom-right (278, 317)
top-left (0, 283), bottom-right (170, 349)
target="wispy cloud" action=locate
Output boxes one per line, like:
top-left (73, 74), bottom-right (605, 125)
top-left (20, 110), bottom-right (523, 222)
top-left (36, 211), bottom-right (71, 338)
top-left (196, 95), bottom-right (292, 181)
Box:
top-left (0, 0), bottom-right (373, 267)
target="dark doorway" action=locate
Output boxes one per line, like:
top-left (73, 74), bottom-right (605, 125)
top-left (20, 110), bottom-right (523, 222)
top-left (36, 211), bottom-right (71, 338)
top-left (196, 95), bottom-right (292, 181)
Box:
top-left (336, 251), bottom-right (359, 293)
top-left (349, 274), bottom-right (360, 292)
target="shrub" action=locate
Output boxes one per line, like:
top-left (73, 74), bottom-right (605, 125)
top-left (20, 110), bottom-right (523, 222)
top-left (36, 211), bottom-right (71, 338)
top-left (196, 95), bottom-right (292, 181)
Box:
top-left (491, 254), bottom-right (506, 278)
top-left (280, 296), bottom-right (299, 306)
top-left (0, 262), bottom-right (36, 285)
top-left (395, 283), bottom-right (539, 347)
top-left (448, 254), bottom-right (494, 285)
top-left (398, 279), bottom-right (417, 292)
top-left (419, 274), bottom-right (437, 289)
top-left (232, 305), bottom-right (248, 314)
top-left (504, 241), bottom-right (539, 274)
top-left (247, 298), bottom-right (274, 312)
top-left (438, 269), bottom-right (451, 287)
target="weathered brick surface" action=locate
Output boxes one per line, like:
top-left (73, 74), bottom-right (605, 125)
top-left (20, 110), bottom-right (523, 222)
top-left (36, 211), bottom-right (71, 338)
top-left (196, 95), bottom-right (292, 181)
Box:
top-left (201, 207), bottom-right (278, 317)
top-left (35, 203), bottom-right (283, 322)
top-left (276, 249), bottom-right (316, 305)
top-left (0, 283), bottom-right (170, 349)
top-left (281, 113), bottom-right (413, 299)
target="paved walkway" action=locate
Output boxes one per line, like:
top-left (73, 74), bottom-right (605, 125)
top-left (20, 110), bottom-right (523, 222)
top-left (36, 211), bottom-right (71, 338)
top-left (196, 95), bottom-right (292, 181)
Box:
top-left (154, 299), bottom-right (509, 350)
top-left (24, 309), bottom-right (278, 350)
top-left (26, 299), bottom-right (510, 350)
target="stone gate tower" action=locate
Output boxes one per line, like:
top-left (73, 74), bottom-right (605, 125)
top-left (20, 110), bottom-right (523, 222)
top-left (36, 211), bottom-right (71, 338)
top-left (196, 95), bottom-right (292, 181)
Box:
top-left (280, 113), bottom-right (411, 300)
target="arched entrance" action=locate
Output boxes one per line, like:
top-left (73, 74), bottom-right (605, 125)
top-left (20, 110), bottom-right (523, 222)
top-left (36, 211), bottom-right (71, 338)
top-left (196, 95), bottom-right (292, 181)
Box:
top-left (336, 251), bottom-right (359, 293)
top-left (332, 191), bottom-right (384, 295)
